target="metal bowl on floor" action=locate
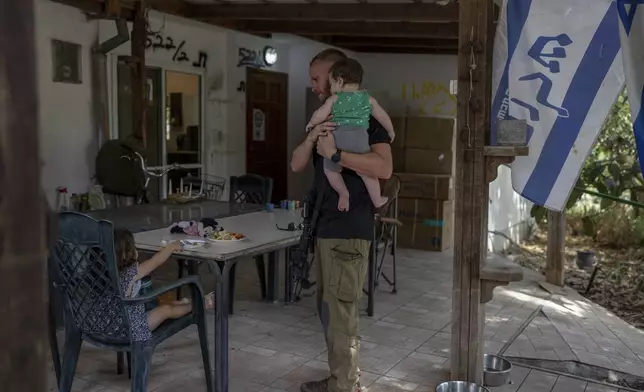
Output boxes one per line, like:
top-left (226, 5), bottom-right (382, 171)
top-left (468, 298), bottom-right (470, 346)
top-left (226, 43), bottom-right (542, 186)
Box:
top-left (436, 381), bottom-right (491, 392)
top-left (483, 354), bottom-right (512, 387)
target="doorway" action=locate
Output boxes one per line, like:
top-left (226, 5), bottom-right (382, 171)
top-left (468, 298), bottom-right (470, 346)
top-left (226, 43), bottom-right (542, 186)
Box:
top-left (164, 70), bottom-right (202, 195)
top-left (115, 61), bottom-right (203, 202)
top-left (245, 68), bottom-right (289, 203)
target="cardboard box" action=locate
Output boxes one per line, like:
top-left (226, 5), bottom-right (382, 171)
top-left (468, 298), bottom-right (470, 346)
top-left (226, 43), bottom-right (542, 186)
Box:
top-left (398, 198), bottom-right (453, 221)
top-left (391, 116), bottom-right (407, 149)
top-left (397, 198), bottom-right (453, 251)
top-left (405, 117), bottom-right (454, 150)
top-left (396, 173), bottom-right (453, 200)
top-left (392, 147), bottom-right (405, 173)
top-left (398, 221), bottom-right (453, 251)
top-left (404, 149), bottom-right (452, 175)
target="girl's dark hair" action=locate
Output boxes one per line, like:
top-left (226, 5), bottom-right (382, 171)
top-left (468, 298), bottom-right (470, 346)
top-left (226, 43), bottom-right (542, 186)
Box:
top-left (114, 229), bottom-right (137, 269)
top-left (330, 57), bottom-right (364, 85)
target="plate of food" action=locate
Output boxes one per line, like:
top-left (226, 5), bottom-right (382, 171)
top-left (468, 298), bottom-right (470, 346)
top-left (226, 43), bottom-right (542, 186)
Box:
top-left (179, 239), bottom-right (207, 249)
top-left (207, 231), bottom-right (247, 243)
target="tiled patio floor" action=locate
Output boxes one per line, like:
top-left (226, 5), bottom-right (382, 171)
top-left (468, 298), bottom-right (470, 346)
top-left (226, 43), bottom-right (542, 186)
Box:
top-left (48, 248), bottom-right (644, 392)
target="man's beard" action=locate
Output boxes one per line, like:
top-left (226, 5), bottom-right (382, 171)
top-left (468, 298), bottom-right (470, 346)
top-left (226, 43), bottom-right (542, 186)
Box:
top-left (318, 83), bottom-right (331, 101)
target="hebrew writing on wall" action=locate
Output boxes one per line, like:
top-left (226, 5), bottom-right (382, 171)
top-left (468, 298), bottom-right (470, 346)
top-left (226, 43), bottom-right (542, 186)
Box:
top-left (400, 81), bottom-right (457, 117)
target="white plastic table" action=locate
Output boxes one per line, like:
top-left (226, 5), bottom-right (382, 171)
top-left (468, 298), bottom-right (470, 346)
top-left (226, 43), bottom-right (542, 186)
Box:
top-left (133, 208), bottom-right (304, 392)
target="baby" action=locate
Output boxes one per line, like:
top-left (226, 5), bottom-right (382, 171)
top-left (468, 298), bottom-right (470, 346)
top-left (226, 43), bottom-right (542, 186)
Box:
top-left (306, 57), bottom-right (395, 212)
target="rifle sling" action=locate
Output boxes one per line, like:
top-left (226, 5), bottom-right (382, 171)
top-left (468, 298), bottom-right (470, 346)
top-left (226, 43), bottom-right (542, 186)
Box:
top-left (308, 180), bottom-right (327, 238)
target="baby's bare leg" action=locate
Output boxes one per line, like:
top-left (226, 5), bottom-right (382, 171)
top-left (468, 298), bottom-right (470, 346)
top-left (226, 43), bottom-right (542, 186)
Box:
top-left (359, 174), bottom-right (387, 208)
top-left (332, 126), bottom-right (374, 209)
top-left (324, 167), bottom-right (350, 211)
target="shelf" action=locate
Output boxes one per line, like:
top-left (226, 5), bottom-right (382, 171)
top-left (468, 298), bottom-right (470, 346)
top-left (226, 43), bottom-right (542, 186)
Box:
top-left (480, 255), bottom-right (524, 303)
top-left (484, 146), bottom-right (529, 157)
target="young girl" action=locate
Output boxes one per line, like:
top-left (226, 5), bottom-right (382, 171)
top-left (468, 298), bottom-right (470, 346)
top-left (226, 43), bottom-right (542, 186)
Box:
top-left (115, 229), bottom-right (214, 341)
top-left (306, 57), bottom-right (395, 212)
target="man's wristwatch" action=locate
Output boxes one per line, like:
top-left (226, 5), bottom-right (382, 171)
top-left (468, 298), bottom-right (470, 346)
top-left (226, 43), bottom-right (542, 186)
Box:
top-left (331, 149), bottom-right (342, 164)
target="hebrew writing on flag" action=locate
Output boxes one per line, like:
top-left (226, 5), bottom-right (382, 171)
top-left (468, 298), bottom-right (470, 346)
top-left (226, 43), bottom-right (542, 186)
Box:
top-left (491, 0), bottom-right (625, 211)
top-left (617, 0), bottom-right (644, 178)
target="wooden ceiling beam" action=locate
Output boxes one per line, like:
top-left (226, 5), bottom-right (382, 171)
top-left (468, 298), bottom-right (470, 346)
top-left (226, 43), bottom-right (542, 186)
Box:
top-left (338, 43), bottom-right (458, 51)
top-left (214, 20), bottom-right (458, 39)
top-left (349, 46), bottom-right (458, 55)
top-left (147, 0), bottom-right (188, 16)
top-left (50, 0), bottom-right (126, 17)
top-left (319, 36), bottom-right (458, 49)
top-left (185, 3), bottom-right (459, 23)
top-left (50, 0), bottom-right (187, 20)
top-left (298, 35), bottom-right (458, 54)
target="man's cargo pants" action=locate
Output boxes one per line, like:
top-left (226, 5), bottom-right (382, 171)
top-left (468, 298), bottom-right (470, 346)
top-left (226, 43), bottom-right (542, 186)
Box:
top-left (315, 237), bottom-right (371, 392)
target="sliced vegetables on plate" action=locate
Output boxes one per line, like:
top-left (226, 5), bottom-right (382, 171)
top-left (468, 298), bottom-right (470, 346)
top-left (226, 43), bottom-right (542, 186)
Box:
top-left (207, 231), bottom-right (246, 242)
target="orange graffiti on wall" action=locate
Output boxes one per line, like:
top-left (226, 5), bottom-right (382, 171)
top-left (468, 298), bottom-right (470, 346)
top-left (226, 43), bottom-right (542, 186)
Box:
top-left (401, 81), bottom-right (457, 116)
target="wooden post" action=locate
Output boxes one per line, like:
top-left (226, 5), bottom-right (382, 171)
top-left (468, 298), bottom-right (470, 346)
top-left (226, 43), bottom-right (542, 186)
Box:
top-left (0, 0), bottom-right (49, 391)
top-left (92, 52), bottom-right (110, 146)
top-left (546, 211), bottom-right (565, 286)
top-left (450, 0), bottom-right (495, 384)
top-left (131, 0), bottom-right (147, 146)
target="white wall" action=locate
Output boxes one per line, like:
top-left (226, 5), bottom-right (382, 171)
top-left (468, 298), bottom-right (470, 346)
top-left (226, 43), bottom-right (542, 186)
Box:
top-left (225, 32), bottom-right (290, 179)
top-left (98, 11), bottom-right (290, 200)
top-left (35, 0), bottom-right (99, 204)
top-left (487, 166), bottom-right (532, 252)
top-left (99, 11), bottom-right (230, 194)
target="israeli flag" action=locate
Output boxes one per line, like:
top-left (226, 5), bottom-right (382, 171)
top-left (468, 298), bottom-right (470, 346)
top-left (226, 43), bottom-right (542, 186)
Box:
top-left (618, 1), bottom-right (644, 177)
top-left (491, 0), bottom-right (625, 211)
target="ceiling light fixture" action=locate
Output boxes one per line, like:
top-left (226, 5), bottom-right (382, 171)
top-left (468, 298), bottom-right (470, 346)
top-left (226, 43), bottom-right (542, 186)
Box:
top-left (263, 46), bottom-right (277, 66)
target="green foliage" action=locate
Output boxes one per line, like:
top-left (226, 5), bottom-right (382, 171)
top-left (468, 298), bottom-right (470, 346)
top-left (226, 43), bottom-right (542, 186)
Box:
top-left (531, 89), bottom-right (644, 223)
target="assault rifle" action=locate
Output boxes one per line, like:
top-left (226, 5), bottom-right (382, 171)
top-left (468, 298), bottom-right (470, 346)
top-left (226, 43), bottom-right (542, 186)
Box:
top-left (289, 185), bottom-right (325, 302)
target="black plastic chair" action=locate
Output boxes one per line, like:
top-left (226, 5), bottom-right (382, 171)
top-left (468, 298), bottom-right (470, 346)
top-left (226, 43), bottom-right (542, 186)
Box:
top-left (229, 174), bottom-right (273, 206)
top-left (177, 174), bottom-right (273, 315)
top-left (49, 212), bottom-right (213, 392)
top-left (229, 174), bottom-right (274, 309)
